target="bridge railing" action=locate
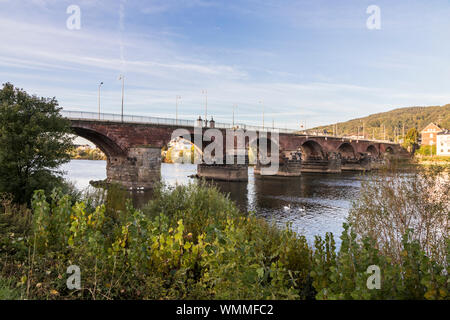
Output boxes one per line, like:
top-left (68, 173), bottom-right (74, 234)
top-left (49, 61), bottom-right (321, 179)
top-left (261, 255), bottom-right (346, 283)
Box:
top-left (61, 110), bottom-right (298, 134)
top-left (61, 110), bottom-right (395, 143)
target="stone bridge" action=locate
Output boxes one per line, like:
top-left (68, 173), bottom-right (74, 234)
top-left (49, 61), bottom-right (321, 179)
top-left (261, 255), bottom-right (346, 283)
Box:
top-left (65, 111), bottom-right (408, 189)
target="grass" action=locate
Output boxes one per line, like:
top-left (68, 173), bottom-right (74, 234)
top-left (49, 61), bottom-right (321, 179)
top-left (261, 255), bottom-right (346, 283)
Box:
top-left (0, 277), bottom-right (23, 300)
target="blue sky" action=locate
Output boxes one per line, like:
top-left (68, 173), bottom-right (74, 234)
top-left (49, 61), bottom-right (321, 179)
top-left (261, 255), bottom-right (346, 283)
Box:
top-left (1, 0), bottom-right (450, 129)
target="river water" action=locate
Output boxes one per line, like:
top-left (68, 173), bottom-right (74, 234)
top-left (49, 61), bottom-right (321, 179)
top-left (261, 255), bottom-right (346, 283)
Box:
top-left (62, 160), bottom-right (367, 244)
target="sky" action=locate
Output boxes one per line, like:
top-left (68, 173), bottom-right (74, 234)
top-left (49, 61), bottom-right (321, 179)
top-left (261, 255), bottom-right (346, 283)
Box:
top-left (1, 0), bottom-right (450, 129)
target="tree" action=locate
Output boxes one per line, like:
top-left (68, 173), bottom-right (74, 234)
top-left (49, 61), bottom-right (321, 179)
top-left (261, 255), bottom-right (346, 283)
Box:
top-left (0, 83), bottom-right (73, 204)
top-left (403, 127), bottom-right (419, 153)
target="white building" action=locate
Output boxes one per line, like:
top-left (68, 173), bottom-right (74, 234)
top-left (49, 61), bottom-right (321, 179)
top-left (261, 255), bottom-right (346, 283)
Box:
top-left (436, 130), bottom-right (450, 156)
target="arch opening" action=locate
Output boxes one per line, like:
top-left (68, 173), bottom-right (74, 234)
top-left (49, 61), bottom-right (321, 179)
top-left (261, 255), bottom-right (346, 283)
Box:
top-left (300, 140), bottom-right (324, 160)
top-left (385, 146), bottom-right (394, 154)
top-left (162, 137), bottom-right (203, 164)
top-left (71, 127), bottom-right (125, 159)
top-left (337, 142), bottom-right (356, 160)
top-left (249, 137), bottom-right (280, 164)
top-left (366, 145), bottom-right (378, 157)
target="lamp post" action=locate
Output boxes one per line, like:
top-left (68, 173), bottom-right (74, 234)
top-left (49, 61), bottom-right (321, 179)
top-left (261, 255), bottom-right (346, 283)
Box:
top-left (118, 75), bottom-right (124, 122)
top-left (176, 95), bottom-right (181, 125)
top-left (232, 104), bottom-right (237, 127)
top-left (202, 89), bottom-right (207, 127)
top-left (98, 81), bottom-right (103, 120)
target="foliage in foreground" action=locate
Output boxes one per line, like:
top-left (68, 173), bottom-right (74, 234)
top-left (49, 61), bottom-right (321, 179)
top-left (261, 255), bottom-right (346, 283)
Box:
top-left (1, 183), bottom-right (314, 300)
top-left (0, 171), bottom-right (448, 300)
top-left (0, 83), bottom-right (74, 204)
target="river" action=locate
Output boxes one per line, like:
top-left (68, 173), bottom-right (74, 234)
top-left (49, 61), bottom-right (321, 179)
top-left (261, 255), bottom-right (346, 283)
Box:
top-left (62, 160), bottom-right (367, 244)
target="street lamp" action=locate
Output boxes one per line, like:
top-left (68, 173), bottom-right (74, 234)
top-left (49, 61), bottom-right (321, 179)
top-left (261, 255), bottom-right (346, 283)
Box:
top-left (176, 95), bottom-right (181, 125)
top-left (118, 75), bottom-right (125, 122)
top-left (98, 81), bottom-right (103, 120)
top-left (202, 89), bottom-right (207, 127)
top-left (232, 104), bottom-right (237, 127)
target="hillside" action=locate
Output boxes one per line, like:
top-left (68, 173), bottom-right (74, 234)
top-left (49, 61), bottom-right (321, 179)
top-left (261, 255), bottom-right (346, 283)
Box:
top-left (311, 104), bottom-right (450, 140)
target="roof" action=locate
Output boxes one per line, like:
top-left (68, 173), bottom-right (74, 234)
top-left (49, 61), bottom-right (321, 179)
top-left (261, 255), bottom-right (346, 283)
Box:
top-left (420, 122), bottom-right (443, 133)
top-left (437, 129), bottom-right (450, 135)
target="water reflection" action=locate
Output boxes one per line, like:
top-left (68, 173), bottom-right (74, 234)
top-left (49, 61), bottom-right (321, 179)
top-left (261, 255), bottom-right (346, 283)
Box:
top-left (62, 160), bottom-right (367, 244)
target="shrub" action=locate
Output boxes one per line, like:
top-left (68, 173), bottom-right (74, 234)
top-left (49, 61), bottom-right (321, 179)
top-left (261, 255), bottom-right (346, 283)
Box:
top-left (1, 183), bottom-right (313, 300)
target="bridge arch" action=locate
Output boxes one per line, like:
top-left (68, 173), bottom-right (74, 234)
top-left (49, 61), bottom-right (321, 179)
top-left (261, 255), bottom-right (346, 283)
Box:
top-left (163, 137), bottom-right (203, 164)
top-left (385, 146), bottom-right (395, 154)
top-left (366, 145), bottom-right (378, 157)
top-left (71, 126), bottom-right (125, 158)
top-left (300, 140), bottom-right (324, 160)
top-left (337, 142), bottom-right (356, 160)
top-left (248, 136), bottom-right (280, 164)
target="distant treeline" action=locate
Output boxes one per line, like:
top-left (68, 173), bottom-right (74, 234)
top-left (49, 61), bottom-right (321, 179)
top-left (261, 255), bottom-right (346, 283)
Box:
top-left (70, 146), bottom-right (106, 160)
top-left (312, 104), bottom-right (450, 139)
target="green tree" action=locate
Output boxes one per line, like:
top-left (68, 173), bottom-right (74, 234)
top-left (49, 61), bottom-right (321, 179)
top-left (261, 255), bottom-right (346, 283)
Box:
top-left (403, 127), bottom-right (419, 152)
top-left (0, 83), bottom-right (73, 204)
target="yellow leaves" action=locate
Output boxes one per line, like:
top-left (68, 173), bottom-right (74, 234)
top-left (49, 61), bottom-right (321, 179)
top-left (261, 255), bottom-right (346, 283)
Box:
top-left (68, 235), bottom-right (74, 246)
top-left (50, 289), bottom-right (59, 296)
top-left (18, 275), bottom-right (27, 286)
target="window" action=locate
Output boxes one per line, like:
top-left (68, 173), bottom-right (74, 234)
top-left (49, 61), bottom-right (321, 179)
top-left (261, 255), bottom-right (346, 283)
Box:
top-left (430, 133), bottom-right (433, 138)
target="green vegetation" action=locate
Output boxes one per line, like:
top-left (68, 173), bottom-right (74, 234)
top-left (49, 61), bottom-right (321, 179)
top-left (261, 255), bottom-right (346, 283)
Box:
top-left (70, 146), bottom-right (106, 160)
top-left (0, 167), bottom-right (447, 300)
top-left (311, 104), bottom-right (450, 140)
top-left (416, 145), bottom-right (437, 156)
top-left (0, 83), bottom-right (74, 204)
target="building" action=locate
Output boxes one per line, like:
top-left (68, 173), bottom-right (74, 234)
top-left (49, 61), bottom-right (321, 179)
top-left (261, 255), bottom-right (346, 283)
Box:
top-left (437, 130), bottom-right (450, 156)
top-left (420, 123), bottom-right (443, 146)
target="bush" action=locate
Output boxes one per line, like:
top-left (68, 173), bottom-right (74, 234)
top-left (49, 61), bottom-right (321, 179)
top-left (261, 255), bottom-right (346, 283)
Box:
top-left (416, 145), bottom-right (436, 156)
top-left (1, 183), bottom-right (313, 300)
top-left (312, 166), bottom-right (449, 300)
top-left (0, 177), bottom-right (447, 300)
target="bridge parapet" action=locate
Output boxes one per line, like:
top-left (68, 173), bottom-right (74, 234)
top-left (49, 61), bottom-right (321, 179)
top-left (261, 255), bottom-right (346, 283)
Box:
top-left (65, 110), bottom-right (408, 188)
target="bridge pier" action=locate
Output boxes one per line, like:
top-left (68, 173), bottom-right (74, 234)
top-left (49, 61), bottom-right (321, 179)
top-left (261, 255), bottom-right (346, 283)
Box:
top-left (106, 147), bottom-right (161, 189)
top-left (196, 155), bottom-right (248, 182)
top-left (196, 163), bottom-right (248, 181)
top-left (300, 152), bottom-right (342, 173)
top-left (341, 154), bottom-right (372, 171)
top-left (254, 150), bottom-right (302, 177)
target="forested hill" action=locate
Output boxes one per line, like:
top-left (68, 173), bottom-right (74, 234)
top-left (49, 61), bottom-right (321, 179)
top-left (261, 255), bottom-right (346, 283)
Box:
top-left (311, 104), bottom-right (450, 140)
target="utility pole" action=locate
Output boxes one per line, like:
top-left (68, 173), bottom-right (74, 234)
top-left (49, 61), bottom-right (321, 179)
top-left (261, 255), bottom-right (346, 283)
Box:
top-left (118, 75), bottom-right (124, 122)
top-left (363, 121), bottom-right (365, 139)
top-left (98, 81), bottom-right (103, 120)
top-left (176, 95), bottom-right (181, 125)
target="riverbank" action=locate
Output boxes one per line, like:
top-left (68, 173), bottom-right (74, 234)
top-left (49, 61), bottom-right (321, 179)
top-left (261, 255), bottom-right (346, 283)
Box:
top-left (1, 167), bottom-right (447, 300)
top-left (69, 147), bottom-right (106, 160)
top-left (413, 155), bottom-right (450, 166)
